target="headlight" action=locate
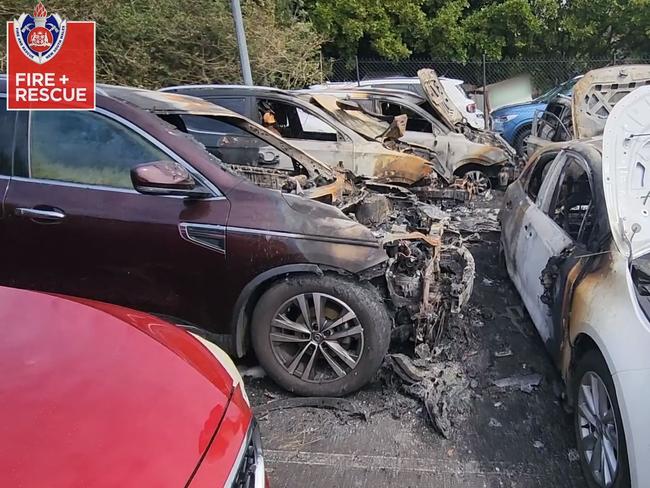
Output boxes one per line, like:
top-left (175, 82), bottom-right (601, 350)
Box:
top-left (493, 114), bottom-right (519, 123)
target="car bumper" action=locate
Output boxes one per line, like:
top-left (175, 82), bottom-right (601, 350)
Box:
top-left (613, 369), bottom-right (650, 488)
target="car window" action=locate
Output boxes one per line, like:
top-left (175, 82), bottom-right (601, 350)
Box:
top-left (30, 111), bottom-right (169, 188)
top-left (257, 98), bottom-right (338, 142)
top-left (367, 83), bottom-right (411, 91)
top-left (207, 97), bottom-right (247, 114)
top-left (182, 114), bottom-right (247, 136)
top-left (0, 100), bottom-right (16, 176)
top-left (378, 101), bottom-right (440, 134)
top-left (526, 151), bottom-right (560, 201)
top-left (547, 155), bottom-right (594, 243)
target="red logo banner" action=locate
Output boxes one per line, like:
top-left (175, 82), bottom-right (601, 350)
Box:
top-left (7, 3), bottom-right (95, 110)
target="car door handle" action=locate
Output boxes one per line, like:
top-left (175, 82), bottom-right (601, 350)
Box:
top-left (15, 207), bottom-right (66, 222)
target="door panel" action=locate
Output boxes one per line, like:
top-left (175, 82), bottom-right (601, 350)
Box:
top-left (511, 151), bottom-right (573, 343)
top-left (515, 204), bottom-right (573, 343)
top-left (2, 180), bottom-right (230, 327)
top-left (0, 108), bottom-right (231, 331)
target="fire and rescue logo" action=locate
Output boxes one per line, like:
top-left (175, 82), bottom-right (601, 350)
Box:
top-left (13, 2), bottom-right (67, 64)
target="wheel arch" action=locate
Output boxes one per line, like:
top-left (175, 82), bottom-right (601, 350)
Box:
top-left (453, 160), bottom-right (501, 178)
top-left (567, 332), bottom-right (612, 406)
top-left (230, 264), bottom-right (322, 357)
top-left (511, 121), bottom-right (532, 147)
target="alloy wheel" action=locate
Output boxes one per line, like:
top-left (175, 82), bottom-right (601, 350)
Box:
top-left (269, 293), bottom-right (364, 383)
top-left (464, 170), bottom-right (492, 194)
top-left (577, 371), bottom-right (620, 487)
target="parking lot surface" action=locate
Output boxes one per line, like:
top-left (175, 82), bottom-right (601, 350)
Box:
top-left (243, 198), bottom-right (588, 488)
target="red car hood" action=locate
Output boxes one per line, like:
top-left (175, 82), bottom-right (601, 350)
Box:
top-left (0, 286), bottom-right (234, 488)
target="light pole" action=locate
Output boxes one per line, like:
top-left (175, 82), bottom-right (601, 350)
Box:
top-left (230, 0), bottom-right (253, 85)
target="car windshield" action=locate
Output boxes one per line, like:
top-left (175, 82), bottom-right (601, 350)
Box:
top-left (535, 78), bottom-right (579, 103)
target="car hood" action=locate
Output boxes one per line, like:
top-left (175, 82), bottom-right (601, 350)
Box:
top-left (282, 192), bottom-right (380, 244)
top-left (573, 65), bottom-right (650, 139)
top-left (0, 287), bottom-right (234, 488)
top-left (603, 85), bottom-right (650, 260)
top-left (491, 101), bottom-right (547, 116)
top-left (418, 68), bottom-right (464, 129)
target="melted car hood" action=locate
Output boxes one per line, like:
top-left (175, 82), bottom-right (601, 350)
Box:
top-left (573, 65), bottom-right (650, 139)
top-left (602, 85), bottom-right (650, 260)
top-left (0, 287), bottom-right (233, 488)
top-left (418, 69), bottom-right (465, 129)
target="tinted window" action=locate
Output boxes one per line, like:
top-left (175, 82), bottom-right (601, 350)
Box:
top-left (30, 111), bottom-right (169, 188)
top-left (547, 156), bottom-right (594, 243)
top-left (0, 101), bottom-right (16, 176)
top-left (182, 114), bottom-right (247, 136)
top-left (368, 83), bottom-right (411, 92)
top-left (208, 97), bottom-right (247, 114)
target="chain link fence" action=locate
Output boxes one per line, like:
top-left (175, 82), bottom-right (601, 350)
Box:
top-left (324, 57), bottom-right (650, 95)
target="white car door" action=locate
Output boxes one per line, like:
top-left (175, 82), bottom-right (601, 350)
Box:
top-left (258, 97), bottom-right (357, 170)
top-left (514, 151), bottom-right (574, 343)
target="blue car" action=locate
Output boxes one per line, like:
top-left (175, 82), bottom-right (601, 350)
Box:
top-left (491, 76), bottom-right (581, 155)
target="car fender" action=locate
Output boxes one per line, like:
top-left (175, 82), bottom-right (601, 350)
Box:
top-left (567, 249), bottom-right (650, 379)
top-left (230, 264), bottom-right (324, 357)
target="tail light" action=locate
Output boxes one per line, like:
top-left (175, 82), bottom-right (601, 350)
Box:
top-left (466, 102), bottom-right (476, 113)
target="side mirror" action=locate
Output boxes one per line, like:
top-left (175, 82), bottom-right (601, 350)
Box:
top-left (131, 161), bottom-right (212, 198)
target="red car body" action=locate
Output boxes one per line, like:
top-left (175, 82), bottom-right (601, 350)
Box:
top-left (0, 286), bottom-right (265, 487)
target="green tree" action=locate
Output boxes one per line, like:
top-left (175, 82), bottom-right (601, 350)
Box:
top-left (304, 0), bottom-right (429, 60)
top-left (0, 0), bottom-right (325, 88)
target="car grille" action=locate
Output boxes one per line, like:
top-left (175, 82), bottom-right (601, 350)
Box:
top-left (231, 422), bottom-right (265, 488)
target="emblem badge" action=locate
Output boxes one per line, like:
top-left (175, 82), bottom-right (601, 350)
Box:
top-left (13, 2), bottom-right (67, 64)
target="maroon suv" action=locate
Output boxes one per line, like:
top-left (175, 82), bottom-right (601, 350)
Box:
top-left (0, 80), bottom-right (470, 396)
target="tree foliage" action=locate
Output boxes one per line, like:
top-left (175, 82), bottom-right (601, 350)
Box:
top-left (1, 0), bottom-right (649, 89)
top-left (301, 0), bottom-right (650, 61)
top-left (0, 0), bottom-right (325, 88)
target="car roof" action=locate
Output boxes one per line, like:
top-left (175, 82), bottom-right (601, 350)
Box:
top-left (160, 84), bottom-right (289, 96)
top-left (297, 87), bottom-right (427, 103)
top-left (99, 84), bottom-right (242, 116)
top-left (359, 76), bottom-right (462, 84)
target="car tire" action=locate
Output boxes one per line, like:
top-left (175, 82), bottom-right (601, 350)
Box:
top-left (572, 349), bottom-right (631, 488)
top-left (462, 169), bottom-right (492, 194)
top-left (251, 274), bottom-right (391, 396)
top-left (513, 126), bottom-right (531, 157)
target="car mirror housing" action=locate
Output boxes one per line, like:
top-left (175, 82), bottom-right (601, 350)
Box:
top-left (131, 161), bottom-right (212, 198)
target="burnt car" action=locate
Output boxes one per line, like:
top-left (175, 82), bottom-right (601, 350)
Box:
top-left (0, 80), bottom-right (472, 396)
top-left (527, 65), bottom-right (650, 156)
top-left (499, 87), bottom-right (650, 488)
top-left (295, 82), bottom-right (516, 192)
top-left (300, 91), bottom-right (513, 193)
top-left (159, 84), bottom-right (439, 186)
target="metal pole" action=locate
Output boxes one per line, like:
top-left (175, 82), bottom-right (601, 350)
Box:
top-left (230, 0), bottom-right (253, 85)
top-left (355, 56), bottom-right (361, 86)
top-left (320, 51), bottom-right (324, 85)
top-left (482, 53), bottom-right (489, 129)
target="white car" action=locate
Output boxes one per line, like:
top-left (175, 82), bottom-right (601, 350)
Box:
top-left (310, 75), bottom-right (485, 130)
top-left (500, 86), bottom-right (650, 488)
